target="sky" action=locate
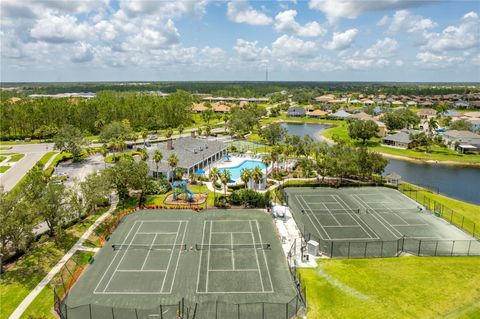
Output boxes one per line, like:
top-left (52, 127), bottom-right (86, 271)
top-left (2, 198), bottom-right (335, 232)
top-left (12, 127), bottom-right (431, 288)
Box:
top-left (1, 0), bottom-right (479, 83)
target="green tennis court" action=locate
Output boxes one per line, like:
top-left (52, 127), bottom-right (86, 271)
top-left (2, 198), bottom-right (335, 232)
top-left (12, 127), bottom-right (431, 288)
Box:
top-left (284, 187), bottom-right (480, 257)
top-left (59, 210), bottom-right (302, 319)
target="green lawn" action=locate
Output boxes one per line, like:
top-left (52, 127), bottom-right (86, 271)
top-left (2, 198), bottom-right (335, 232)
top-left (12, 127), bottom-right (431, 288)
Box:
top-left (0, 139), bottom-right (45, 146)
top-left (399, 182), bottom-right (480, 236)
top-left (299, 257), bottom-right (480, 319)
top-left (7, 153), bottom-right (25, 162)
top-left (0, 210), bottom-right (105, 319)
top-left (0, 155), bottom-right (6, 162)
top-left (37, 151), bottom-right (58, 168)
top-left (145, 184), bottom-right (216, 208)
top-left (0, 166), bottom-right (10, 173)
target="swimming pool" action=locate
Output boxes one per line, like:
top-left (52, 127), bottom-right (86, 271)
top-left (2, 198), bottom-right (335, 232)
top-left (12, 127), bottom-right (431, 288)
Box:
top-left (219, 160), bottom-right (266, 179)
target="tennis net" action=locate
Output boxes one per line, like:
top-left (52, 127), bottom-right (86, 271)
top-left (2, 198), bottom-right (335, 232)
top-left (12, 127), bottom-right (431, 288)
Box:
top-left (195, 243), bottom-right (271, 250)
top-left (112, 244), bottom-right (187, 251)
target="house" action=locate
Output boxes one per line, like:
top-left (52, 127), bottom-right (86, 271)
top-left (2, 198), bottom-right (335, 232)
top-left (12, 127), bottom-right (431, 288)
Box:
top-left (440, 130), bottom-right (480, 153)
top-left (350, 112), bottom-right (387, 136)
top-left (416, 108), bottom-right (437, 118)
top-left (391, 101), bottom-right (404, 107)
top-left (464, 112), bottom-right (480, 118)
top-left (307, 109), bottom-right (328, 118)
top-left (467, 119), bottom-right (480, 131)
top-left (287, 106), bottom-right (306, 117)
top-left (469, 101), bottom-right (480, 109)
top-left (192, 103), bottom-right (209, 113)
top-left (314, 94), bottom-right (335, 103)
top-left (329, 110), bottom-right (351, 119)
top-left (350, 112), bottom-right (373, 121)
top-left (147, 137), bottom-right (227, 179)
top-left (212, 102), bottom-right (231, 113)
top-left (381, 129), bottom-right (418, 149)
top-left (406, 101), bottom-right (418, 107)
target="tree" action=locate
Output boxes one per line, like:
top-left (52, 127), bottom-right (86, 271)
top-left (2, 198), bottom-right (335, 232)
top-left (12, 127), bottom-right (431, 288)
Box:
top-left (260, 123), bottom-right (287, 145)
top-left (205, 125), bottom-right (211, 137)
top-left (166, 129), bottom-right (173, 139)
top-left (383, 109), bottom-right (420, 131)
top-left (139, 147), bottom-right (149, 161)
top-left (178, 124), bottom-right (184, 137)
top-left (219, 170), bottom-right (232, 195)
top-left (252, 167), bottom-right (264, 190)
top-left (80, 172), bottom-right (111, 213)
top-left (99, 121), bottom-right (134, 142)
top-left (261, 154), bottom-right (271, 179)
top-left (38, 183), bottom-right (72, 236)
top-left (427, 117), bottom-right (438, 134)
top-left (167, 154), bottom-right (179, 181)
top-left (104, 157), bottom-right (150, 199)
top-left (411, 132), bottom-right (433, 152)
top-left (347, 120), bottom-right (379, 144)
top-left (356, 147), bottom-right (388, 178)
top-left (53, 125), bottom-right (85, 161)
top-left (153, 150), bottom-right (163, 179)
top-left (202, 108), bottom-right (215, 124)
top-left (100, 144), bottom-right (109, 167)
top-left (209, 167), bottom-right (220, 200)
top-left (141, 130), bottom-right (148, 145)
top-left (449, 119), bottom-right (473, 131)
top-left (240, 168), bottom-right (252, 189)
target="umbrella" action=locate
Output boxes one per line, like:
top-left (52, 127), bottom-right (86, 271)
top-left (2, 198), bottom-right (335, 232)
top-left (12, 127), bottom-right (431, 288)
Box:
top-left (224, 154), bottom-right (232, 159)
top-left (195, 169), bottom-right (206, 175)
top-left (181, 180), bottom-right (188, 186)
top-left (172, 182), bottom-right (180, 187)
top-left (228, 179), bottom-right (236, 184)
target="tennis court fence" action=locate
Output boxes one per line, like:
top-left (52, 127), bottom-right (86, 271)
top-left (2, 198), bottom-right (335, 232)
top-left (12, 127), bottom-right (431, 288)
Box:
top-left (398, 183), bottom-right (479, 239)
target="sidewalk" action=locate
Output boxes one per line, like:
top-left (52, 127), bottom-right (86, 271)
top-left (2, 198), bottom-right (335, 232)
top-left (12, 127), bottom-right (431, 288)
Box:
top-left (8, 195), bottom-right (118, 319)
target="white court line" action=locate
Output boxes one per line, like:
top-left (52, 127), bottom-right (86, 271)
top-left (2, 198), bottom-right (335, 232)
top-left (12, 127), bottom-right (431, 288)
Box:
top-left (230, 232), bottom-right (235, 270)
top-left (196, 291), bottom-right (273, 294)
top-left (377, 203), bottom-right (409, 225)
top-left (165, 220), bottom-right (189, 294)
top-left (137, 232), bottom-right (178, 235)
top-left (296, 195), bottom-right (330, 240)
top-left (255, 220), bottom-right (274, 293)
top-left (102, 221), bottom-right (143, 293)
top-left (320, 199), bottom-right (342, 226)
top-left (209, 269), bottom-right (259, 272)
top-left (141, 233), bottom-right (158, 270)
top-left (93, 220), bottom-right (139, 294)
top-left (159, 222), bottom-right (182, 293)
top-left (138, 220), bottom-right (188, 223)
top-left (351, 195), bottom-right (402, 238)
top-left (334, 195), bottom-right (379, 240)
top-left (212, 231), bottom-right (252, 234)
top-left (195, 221), bottom-right (207, 294)
top-left (323, 225), bottom-right (366, 228)
top-left (391, 224), bottom-right (428, 227)
top-left (249, 220), bottom-right (265, 292)
top-left (206, 221), bottom-right (213, 293)
top-left (116, 270), bottom-right (167, 272)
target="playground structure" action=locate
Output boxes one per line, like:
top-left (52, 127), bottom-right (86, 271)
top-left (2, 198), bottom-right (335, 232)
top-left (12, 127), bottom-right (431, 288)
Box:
top-left (172, 180), bottom-right (194, 202)
top-left (164, 180), bottom-right (208, 207)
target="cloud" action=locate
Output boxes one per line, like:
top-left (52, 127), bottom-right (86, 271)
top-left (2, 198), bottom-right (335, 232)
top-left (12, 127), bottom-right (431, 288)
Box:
top-left (343, 58), bottom-right (390, 70)
top-left (274, 10), bottom-right (326, 37)
top-left (121, 19), bottom-right (180, 51)
top-left (323, 28), bottom-right (358, 50)
top-left (227, 0), bottom-right (273, 26)
top-left (71, 42), bottom-right (94, 63)
top-left (380, 10), bottom-right (437, 33)
top-left (422, 11), bottom-right (479, 52)
top-left (415, 51), bottom-right (464, 68)
top-left (308, 0), bottom-right (428, 22)
top-left (272, 35), bottom-right (316, 57)
top-left (234, 39), bottom-right (271, 61)
top-left (30, 14), bottom-right (89, 43)
top-left (119, 0), bottom-right (210, 19)
top-left (364, 37), bottom-right (398, 58)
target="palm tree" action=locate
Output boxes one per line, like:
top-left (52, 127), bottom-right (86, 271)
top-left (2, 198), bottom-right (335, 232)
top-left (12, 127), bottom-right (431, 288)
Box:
top-left (141, 131), bottom-right (148, 145)
top-left (219, 170), bottom-right (231, 196)
top-left (209, 167), bottom-right (220, 199)
top-left (178, 124), bottom-right (184, 137)
top-left (166, 129), bottom-right (173, 139)
top-left (252, 167), bottom-right (264, 190)
top-left (240, 168), bottom-right (252, 189)
top-left (100, 144), bottom-right (109, 167)
top-left (261, 155), bottom-right (271, 179)
top-left (153, 150), bottom-right (163, 179)
top-left (269, 147), bottom-right (279, 173)
top-left (167, 154), bottom-right (179, 181)
top-left (428, 117), bottom-right (438, 135)
top-left (139, 147), bottom-right (148, 161)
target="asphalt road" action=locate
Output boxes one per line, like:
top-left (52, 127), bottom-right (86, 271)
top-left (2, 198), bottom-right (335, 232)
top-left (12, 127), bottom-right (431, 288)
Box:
top-left (0, 143), bottom-right (54, 191)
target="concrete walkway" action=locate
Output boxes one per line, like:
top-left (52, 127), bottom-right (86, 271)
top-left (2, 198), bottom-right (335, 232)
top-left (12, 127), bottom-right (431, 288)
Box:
top-left (42, 152), bottom-right (59, 171)
top-left (8, 195), bottom-right (118, 319)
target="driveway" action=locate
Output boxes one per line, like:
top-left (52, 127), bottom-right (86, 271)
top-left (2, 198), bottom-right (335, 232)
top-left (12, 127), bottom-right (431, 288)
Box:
top-left (0, 143), bottom-right (54, 191)
top-left (54, 154), bottom-right (108, 186)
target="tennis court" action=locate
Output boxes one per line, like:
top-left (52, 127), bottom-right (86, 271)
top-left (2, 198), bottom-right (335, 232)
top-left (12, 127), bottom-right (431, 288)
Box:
top-left (60, 210), bottom-right (302, 319)
top-left (285, 187), bottom-right (480, 257)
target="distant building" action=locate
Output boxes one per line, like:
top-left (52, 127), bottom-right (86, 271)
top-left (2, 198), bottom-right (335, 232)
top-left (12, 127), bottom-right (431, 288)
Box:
top-left (467, 119), bottom-right (480, 131)
top-left (287, 107), bottom-right (306, 117)
top-left (441, 130), bottom-right (480, 153)
top-left (416, 108), bottom-right (437, 119)
top-left (329, 110), bottom-right (351, 119)
top-left (307, 109), bottom-right (328, 118)
top-left (381, 129), bottom-right (418, 149)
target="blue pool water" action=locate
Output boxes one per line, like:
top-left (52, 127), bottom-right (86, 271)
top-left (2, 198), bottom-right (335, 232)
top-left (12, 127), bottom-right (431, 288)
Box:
top-left (219, 160), bottom-right (267, 179)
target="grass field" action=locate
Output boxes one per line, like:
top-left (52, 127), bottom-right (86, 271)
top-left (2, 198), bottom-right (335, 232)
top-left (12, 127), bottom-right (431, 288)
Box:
top-left (299, 257), bottom-right (480, 319)
top-left (7, 153), bottom-right (25, 162)
top-left (0, 166), bottom-right (10, 173)
top-left (0, 209), bottom-right (107, 319)
top-left (37, 151), bottom-right (58, 168)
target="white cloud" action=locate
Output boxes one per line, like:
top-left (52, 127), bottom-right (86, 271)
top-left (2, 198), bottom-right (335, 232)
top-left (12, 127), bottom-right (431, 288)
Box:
top-left (234, 39), bottom-right (270, 61)
top-left (227, 0), bottom-right (272, 26)
top-left (71, 42), bottom-right (94, 63)
top-left (94, 20), bottom-right (117, 41)
top-left (382, 10), bottom-right (437, 33)
top-left (308, 0), bottom-right (427, 23)
top-left (364, 37), bottom-right (398, 58)
top-left (121, 20), bottom-right (180, 51)
top-left (272, 35), bottom-right (316, 57)
top-left (323, 28), bottom-right (358, 50)
top-left (422, 11), bottom-right (479, 52)
top-left (274, 10), bottom-right (325, 37)
top-left (119, 0), bottom-right (210, 19)
top-left (30, 14), bottom-right (89, 43)
top-left (343, 58), bottom-right (390, 70)
top-left (415, 51), bottom-right (464, 68)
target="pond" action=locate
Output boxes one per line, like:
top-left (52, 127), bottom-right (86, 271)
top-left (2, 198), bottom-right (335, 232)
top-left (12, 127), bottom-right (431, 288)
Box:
top-left (281, 122), bottom-right (330, 141)
top-left (384, 159), bottom-right (480, 205)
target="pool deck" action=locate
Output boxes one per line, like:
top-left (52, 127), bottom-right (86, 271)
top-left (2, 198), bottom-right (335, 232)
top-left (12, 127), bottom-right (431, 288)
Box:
top-left (207, 155), bottom-right (271, 183)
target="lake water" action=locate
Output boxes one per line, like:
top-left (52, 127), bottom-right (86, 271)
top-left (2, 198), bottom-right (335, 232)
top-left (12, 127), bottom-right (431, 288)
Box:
top-left (281, 122), bottom-right (330, 141)
top-left (385, 159), bottom-right (480, 205)
top-left (281, 122), bottom-right (480, 205)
